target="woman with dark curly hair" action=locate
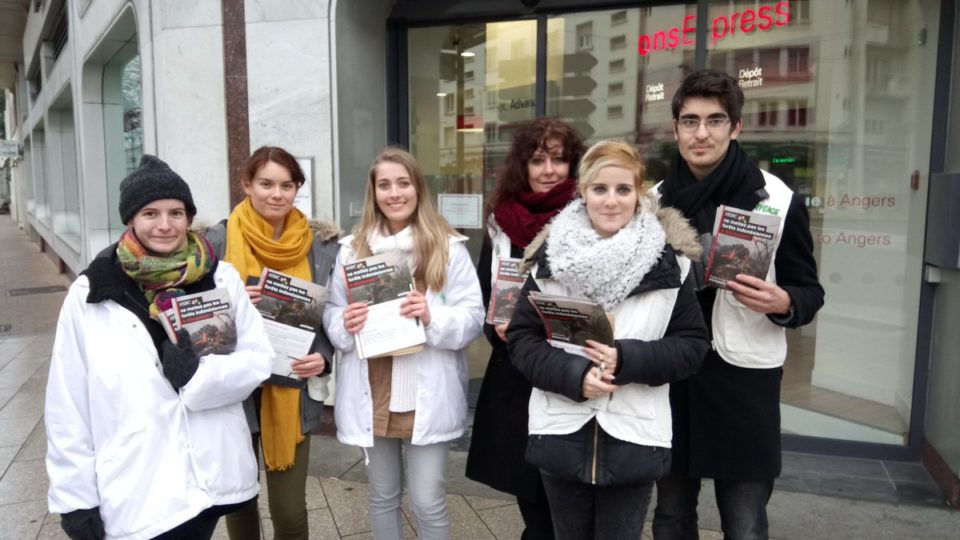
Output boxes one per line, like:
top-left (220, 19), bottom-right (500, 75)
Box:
top-left (465, 118), bottom-right (585, 540)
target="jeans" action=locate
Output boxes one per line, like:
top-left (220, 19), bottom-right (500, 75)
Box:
top-left (540, 471), bottom-right (654, 540)
top-left (365, 437), bottom-right (450, 540)
top-left (652, 473), bottom-right (774, 540)
top-left (226, 434), bottom-right (311, 540)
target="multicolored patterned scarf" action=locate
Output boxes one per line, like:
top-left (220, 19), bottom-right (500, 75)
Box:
top-left (117, 229), bottom-right (215, 320)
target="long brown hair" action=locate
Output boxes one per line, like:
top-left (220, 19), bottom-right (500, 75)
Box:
top-left (485, 118), bottom-right (586, 217)
top-left (352, 148), bottom-right (458, 292)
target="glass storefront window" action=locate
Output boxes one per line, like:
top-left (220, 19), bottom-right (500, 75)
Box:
top-left (546, 4), bottom-right (697, 184)
top-left (401, 0), bottom-right (943, 447)
top-left (52, 101), bottom-right (81, 248)
top-left (104, 48), bottom-right (142, 236)
top-left (700, 0), bottom-right (940, 444)
top-left (408, 21), bottom-right (538, 256)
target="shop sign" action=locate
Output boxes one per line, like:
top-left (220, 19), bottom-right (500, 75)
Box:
top-left (638, 1), bottom-right (791, 57)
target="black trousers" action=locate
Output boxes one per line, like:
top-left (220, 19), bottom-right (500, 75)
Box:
top-left (540, 471), bottom-right (654, 540)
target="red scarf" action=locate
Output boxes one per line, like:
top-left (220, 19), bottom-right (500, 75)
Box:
top-left (493, 179), bottom-right (576, 248)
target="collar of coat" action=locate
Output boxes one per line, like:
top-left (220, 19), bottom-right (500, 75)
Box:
top-left (82, 244), bottom-right (219, 350)
top-left (194, 217), bottom-right (342, 243)
top-left (520, 206), bottom-right (702, 301)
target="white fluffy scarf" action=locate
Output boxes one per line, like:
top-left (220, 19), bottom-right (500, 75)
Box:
top-left (365, 225), bottom-right (418, 413)
top-left (545, 200), bottom-right (666, 311)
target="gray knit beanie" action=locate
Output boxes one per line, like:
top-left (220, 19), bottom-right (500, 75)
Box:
top-left (119, 155), bottom-right (197, 224)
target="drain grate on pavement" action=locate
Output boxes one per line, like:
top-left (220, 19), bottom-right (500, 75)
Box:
top-left (6, 285), bottom-right (68, 297)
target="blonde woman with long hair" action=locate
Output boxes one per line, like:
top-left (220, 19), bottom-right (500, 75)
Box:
top-left (322, 148), bottom-right (484, 539)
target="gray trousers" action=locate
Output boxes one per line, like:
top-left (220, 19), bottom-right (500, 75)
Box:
top-left (365, 437), bottom-right (451, 539)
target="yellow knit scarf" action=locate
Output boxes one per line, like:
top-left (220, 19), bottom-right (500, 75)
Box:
top-left (225, 198), bottom-right (314, 471)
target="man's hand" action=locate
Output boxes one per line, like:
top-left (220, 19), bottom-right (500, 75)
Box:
top-left (726, 274), bottom-right (791, 315)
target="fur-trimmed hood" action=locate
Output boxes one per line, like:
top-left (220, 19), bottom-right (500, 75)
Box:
top-left (193, 218), bottom-right (342, 242)
top-left (520, 205), bottom-right (702, 274)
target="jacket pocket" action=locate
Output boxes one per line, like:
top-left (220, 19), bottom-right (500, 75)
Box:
top-left (543, 391), bottom-right (587, 416)
top-left (714, 290), bottom-right (779, 356)
top-left (604, 385), bottom-right (656, 420)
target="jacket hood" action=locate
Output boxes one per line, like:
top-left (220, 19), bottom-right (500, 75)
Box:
top-left (193, 218), bottom-right (342, 242)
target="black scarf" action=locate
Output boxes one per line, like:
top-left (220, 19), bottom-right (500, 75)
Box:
top-left (660, 140), bottom-right (766, 235)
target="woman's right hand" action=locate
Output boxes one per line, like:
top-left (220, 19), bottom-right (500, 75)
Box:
top-left (581, 364), bottom-right (618, 400)
top-left (342, 302), bottom-right (369, 335)
top-left (494, 322), bottom-right (508, 342)
top-left (245, 285), bottom-right (262, 306)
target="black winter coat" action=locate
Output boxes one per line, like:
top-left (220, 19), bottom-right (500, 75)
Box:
top-left (465, 235), bottom-right (544, 501)
top-left (671, 194), bottom-right (825, 480)
top-left (506, 241), bottom-right (710, 486)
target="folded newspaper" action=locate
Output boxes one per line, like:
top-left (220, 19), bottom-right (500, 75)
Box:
top-left (527, 291), bottom-right (614, 357)
top-left (704, 205), bottom-right (782, 289)
top-left (159, 288), bottom-right (237, 356)
top-left (255, 268), bottom-right (330, 382)
top-left (343, 251), bottom-right (425, 359)
top-left (486, 257), bottom-right (526, 325)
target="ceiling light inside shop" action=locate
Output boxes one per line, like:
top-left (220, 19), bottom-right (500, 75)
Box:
top-left (460, 51), bottom-right (476, 58)
top-left (437, 92), bottom-right (448, 97)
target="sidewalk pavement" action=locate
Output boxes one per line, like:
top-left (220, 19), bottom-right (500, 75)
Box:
top-left (0, 215), bottom-right (958, 539)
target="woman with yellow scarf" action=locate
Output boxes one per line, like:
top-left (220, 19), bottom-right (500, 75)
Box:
top-left (206, 146), bottom-right (341, 540)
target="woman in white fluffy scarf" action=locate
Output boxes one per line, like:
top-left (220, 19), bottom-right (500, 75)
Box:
top-left (506, 140), bottom-right (710, 540)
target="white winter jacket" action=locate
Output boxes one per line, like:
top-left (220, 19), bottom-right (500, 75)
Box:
top-left (323, 234), bottom-right (484, 448)
top-left (45, 261), bottom-right (273, 540)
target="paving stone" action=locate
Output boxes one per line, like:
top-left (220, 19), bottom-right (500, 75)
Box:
top-left (476, 503), bottom-right (524, 540)
top-left (0, 458), bottom-right (50, 506)
top-left (0, 445), bottom-right (18, 476)
top-left (0, 499), bottom-right (47, 539)
top-left (15, 419), bottom-right (47, 462)
top-left (0, 381), bottom-right (47, 421)
top-left (0, 416), bottom-right (41, 447)
top-left (321, 477), bottom-right (373, 536)
top-left (464, 494), bottom-right (516, 511)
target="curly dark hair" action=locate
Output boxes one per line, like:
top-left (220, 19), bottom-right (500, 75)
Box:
top-left (485, 118), bottom-right (586, 217)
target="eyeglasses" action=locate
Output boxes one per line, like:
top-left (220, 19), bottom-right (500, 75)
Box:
top-left (677, 116), bottom-right (731, 132)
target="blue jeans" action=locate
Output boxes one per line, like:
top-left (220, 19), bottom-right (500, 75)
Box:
top-left (540, 471), bottom-right (654, 540)
top-left (653, 473), bottom-right (774, 540)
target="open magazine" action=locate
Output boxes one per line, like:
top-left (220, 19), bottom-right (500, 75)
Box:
top-left (486, 257), bottom-right (526, 325)
top-left (527, 291), bottom-right (614, 358)
top-left (159, 288), bottom-right (237, 356)
top-left (704, 205), bottom-right (782, 289)
top-left (255, 268), bottom-right (330, 382)
top-left (343, 251), bottom-right (425, 359)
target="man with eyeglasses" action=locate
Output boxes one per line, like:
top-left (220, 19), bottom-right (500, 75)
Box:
top-left (652, 69), bottom-right (824, 540)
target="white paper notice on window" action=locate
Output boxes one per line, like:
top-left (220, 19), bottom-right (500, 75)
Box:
top-left (295, 157), bottom-right (314, 219)
top-left (438, 193), bottom-right (483, 229)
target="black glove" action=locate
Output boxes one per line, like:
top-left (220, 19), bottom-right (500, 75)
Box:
top-left (160, 329), bottom-right (201, 391)
top-left (60, 507), bottom-right (105, 540)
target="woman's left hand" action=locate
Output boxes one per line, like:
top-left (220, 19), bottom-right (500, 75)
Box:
top-left (400, 290), bottom-right (431, 327)
top-left (291, 352), bottom-right (326, 379)
top-left (584, 339), bottom-right (618, 380)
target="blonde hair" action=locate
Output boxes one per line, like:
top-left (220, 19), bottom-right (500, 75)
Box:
top-left (352, 148), bottom-right (458, 292)
top-left (577, 140), bottom-right (657, 212)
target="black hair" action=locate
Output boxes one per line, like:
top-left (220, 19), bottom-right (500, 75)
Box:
top-left (671, 69), bottom-right (744, 127)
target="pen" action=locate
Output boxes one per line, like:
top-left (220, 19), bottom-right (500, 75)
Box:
top-left (410, 282), bottom-right (420, 327)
